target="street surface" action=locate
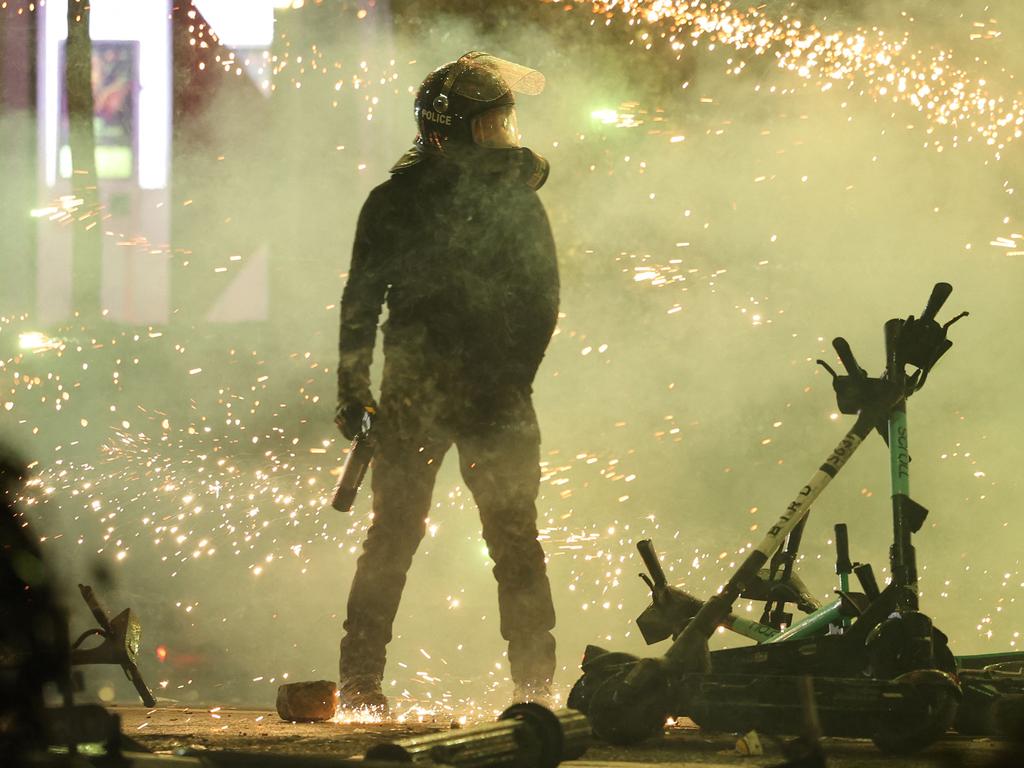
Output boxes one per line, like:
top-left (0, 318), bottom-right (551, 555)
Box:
top-left (110, 705), bottom-right (1020, 768)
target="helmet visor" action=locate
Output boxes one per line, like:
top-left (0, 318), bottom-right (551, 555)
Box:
top-left (471, 105), bottom-right (521, 149)
top-left (450, 52), bottom-right (545, 102)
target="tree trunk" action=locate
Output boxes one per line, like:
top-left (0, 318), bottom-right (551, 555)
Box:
top-left (65, 0), bottom-right (102, 322)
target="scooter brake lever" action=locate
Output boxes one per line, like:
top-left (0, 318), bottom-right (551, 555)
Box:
top-left (816, 359), bottom-right (838, 379)
top-left (943, 311), bottom-right (969, 330)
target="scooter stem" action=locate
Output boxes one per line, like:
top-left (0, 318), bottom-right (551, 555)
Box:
top-left (664, 407), bottom-right (879, 670)
top-left (885, 318), bottom-right (919, 611)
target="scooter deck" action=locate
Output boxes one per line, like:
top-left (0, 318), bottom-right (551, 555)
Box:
top-left (678, 671), bottom-right (958, 741)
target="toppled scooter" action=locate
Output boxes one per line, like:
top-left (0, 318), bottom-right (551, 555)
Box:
top-left (71, 584), bottom-right (156, 707)
top-left (568, 282), bottom-right (1004, 754)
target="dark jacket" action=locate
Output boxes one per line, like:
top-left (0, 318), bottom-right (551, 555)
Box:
top-left (337, 153), bottom-right (559, 413)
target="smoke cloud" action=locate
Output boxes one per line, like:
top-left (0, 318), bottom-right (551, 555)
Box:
top-left (3, 0), bottom-right (1022, 712)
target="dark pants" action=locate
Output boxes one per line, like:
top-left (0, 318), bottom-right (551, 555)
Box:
top-left (338, 379), bottom-right (556, 689)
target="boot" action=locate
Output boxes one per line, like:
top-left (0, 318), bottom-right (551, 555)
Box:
top-left (338, 674), bottom-right (389, 719)
top-left (508, 630), bottom-right (556, 708)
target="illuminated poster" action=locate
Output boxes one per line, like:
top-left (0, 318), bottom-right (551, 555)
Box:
top-left (58, 41), bottom-right (137, 180)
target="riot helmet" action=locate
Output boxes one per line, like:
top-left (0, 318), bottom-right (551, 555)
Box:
top-left (414, 52), bottom-right (545, 153)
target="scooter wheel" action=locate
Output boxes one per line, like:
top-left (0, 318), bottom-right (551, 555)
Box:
top-left (867, 617), bottom-right (957, 679)
top-left (871, 669), bottom-right (961, 754)
top-left (586, 661), bottom-right (672, 745)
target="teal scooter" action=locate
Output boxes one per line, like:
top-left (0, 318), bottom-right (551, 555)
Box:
top-left (570, 283), bottom-right (978, 753)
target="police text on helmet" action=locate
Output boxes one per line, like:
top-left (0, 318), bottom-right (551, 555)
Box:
top-left (419, 108), bottom-right (453, 126)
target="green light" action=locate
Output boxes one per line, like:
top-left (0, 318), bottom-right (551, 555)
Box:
top-left (18, 332), bottom-right (60, 352)
top-left (590, 108), bottom-right (619, 125)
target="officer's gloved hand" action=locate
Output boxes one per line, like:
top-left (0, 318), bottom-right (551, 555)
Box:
top-left (335, 397), bottom-right (376, 440)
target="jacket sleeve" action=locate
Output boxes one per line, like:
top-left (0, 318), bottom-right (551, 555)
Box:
top-left (337, 188), bottom-right (391, 403)
top-left (510, 197), bottom-right (560, 387)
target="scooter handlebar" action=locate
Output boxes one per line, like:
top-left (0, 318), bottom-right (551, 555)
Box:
top-left (637, 539), bottom-right (668, 589)
top-left (834, 523), bottom-right (852, 575)
top-left (832, 337), bottom-right (863, 379)
top-left (920, 282), bottom-right (953, 324)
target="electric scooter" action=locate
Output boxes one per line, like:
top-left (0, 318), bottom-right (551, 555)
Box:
top-left (569, 283), bottom-right (975, 753)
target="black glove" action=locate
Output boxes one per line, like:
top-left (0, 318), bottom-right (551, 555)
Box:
top-left (335, 398), bottom-right (375, 440)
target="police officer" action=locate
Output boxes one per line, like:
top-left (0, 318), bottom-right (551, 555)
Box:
top-left (335, 52), bottom-right (558, 715)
